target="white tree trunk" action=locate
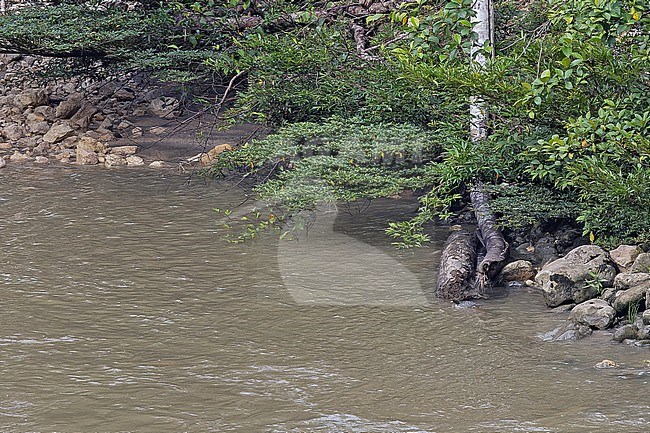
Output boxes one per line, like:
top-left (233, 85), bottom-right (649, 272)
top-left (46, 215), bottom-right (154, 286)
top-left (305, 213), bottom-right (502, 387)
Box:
top-left (469, 0), bottom-right (494, 142)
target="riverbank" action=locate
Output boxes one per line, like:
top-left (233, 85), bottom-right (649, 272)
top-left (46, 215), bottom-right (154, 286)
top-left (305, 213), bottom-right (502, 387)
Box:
top-left (0, 54), bottom-right (266, 170)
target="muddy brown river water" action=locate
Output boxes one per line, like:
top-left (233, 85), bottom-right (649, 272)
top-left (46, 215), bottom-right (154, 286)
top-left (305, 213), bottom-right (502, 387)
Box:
top-left (1, 166), bottom-right (649, 432)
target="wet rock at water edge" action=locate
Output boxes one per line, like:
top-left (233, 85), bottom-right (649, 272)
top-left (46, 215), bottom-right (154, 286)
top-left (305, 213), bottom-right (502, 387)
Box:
top-left (149, 160), bottom-right (165, 168)
top-left (630, 253), bottom-right (650, 273)
top-left (611, 273), bottom-right (650, 314)
top-left (610, 245), bottom-right (643, 272)
top-left (498, 260), bottom-right (536, 283)
top-left (104, 154), bottom-right (126, 167)
top-left (613, 324), bottom-right (638, 342)
top-left (541, 320), bottom-right (592, 341)
top-left (594, 359), bottom-right (619, 369)
top-left (569, 299), bottom-right (616, 330)
top-left (9, 151), bottom-right (30, 163)
top-left (126, 155), bottom-right (144, 166)
top-left (0, 157), bottom-right (6, 168)
top-left (34, 156), bottom-right (49, 164)
top-left (535, 245), bottom-right (617, 307)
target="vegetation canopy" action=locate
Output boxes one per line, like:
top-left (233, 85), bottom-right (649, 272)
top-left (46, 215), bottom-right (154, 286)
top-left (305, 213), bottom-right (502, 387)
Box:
top-left (1, 0), bottom-right (649, 247)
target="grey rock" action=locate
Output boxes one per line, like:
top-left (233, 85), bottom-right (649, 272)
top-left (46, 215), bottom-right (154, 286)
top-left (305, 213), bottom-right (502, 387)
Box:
top-left (541, 321), bottom-right (592, 341)
top-left (104, 154), bottom-right (126, 167)
top-left (126, 155), bottom-right (144, 166)
top-left (535, 245), bottom-right (617, 307)
top-left (149, 96), bottom-right (180, 118)
top-left (609, 245), bottom-right (643, 272)
top-left (643, 309), bottom-right (650, 326)
top-left (34, 156), bottom-right (49, 164)
top-left (55, 93), bottom-right (83, 119)
top-left (9, 151), bottom-right (30, 163)
top-left (499, 260), bottom-right (536, 282)
top-left (43, 123), bottom-right (75, 144)
top-left (612, 273), bottom-right (650, 313)
top-left (0, 157), bottom-right (6, 168)
top-left (69, 102), bottom-right (97, 129)
top-left (13, 89), bottom-right (47, 109)
top-left (613, 324), bottom-right (638, 342)
top-left (630, 253), bottom-right (650, 273)
top-left (2, 124), bottom-right (23, 141)
top-left (569, 299), bottom-right (616, 330)
top-left (110, 145), bottom-right (138, 156)
top-left (75, 140), bottom-right (99, 165)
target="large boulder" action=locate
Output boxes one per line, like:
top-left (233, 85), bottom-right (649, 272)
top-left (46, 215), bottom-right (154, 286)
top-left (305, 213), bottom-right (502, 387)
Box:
top-left (535, 245), bottom-right (617, 307)
top-left (569, 299), bottom-right (616, 330)
top-left (2, 124), bottom-right (24, 141)
top-left (69, 101), bottom-right (97, 129)
top-left (149, 96), bottom-right (180, 118)
top-left (541, 320), bottom-right (592, 341)
top-left (630, 253), bottom-right (650, 273)
top-left (13, 89), bottom-right (47, 109)
top-left (498, 260), bottom-right (536, 283)
top-left (55, 93), bottom-right (84, 119)
top-left (43, 123), bottom-right (75, 144)
top-left (612, 273), bottom-right (650, 314)
top-left (609, 245), bottom-right (643, 272)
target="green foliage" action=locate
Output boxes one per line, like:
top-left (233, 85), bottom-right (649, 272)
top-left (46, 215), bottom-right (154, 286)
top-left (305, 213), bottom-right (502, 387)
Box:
top-left (486, 184), bottom-right (581, 229)
top-left (628, 300), bottom-right (640, 324)
top-left (209, 118), bottom-right (443, 239)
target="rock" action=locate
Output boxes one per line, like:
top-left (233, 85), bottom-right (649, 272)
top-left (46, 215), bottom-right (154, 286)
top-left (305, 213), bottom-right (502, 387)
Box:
top-left (541, 320), bottom-right (592, 341)
top-left (643, 309), bottom-right (650, 325)
top-left (149, 160), bottom-right (165, 168)
top-left (594, 359), bottom-right (619, 369)
top-left (126, 155), bottom-right (144, 166)
top-left (613, 324), bottom-right (638, 342)
top-left (569, 299), bottom-right (616, 330)
top-left (149, 96), bottom-right (180, 118)
top-left (13, 89), bottom-right (47, 109)
top-left (199, 143), bottom-right (234, 165)
top-left (3, 124), bottom-right (24, 141)
top-left (9, 151), bottom-right (30, 163)
top-left (535, 245), bottom-right (617, 307)
top-left (28, 121), bottom-right (50, 135)
top-left (498, 260), bottom-right (536, 282)
top-left (149, 126), bottom-right (166, 135)
top-left (630, 253), bottom-right (650, 273)
top-left (638, 325), bottom-right (650, 340)
top-left (612, 273), bottom-right (650, 313)
top-left (104, 154), bottom-right (126, 167)
top-left (0, 142), bottom-right (12, 150)
top-left (77, 136), bottom-right (106, 153)
top-left (0, 157), bottom-right (5, 168)
top-left (114, 87), bottom-right (136, 101)
top-left (34, 156), bottom-right (49, 164)
top-left (43, 123), bottom-right (75, 144)
top-left (75, 139), bottom-right (99, 165)
top-left (599, 287), bottom-right (616, 305)
top-left (110, 145), bottom-right (138, 156)
top-left (69, 102), bottom-right (97, 129)
top-left (131, 127), bottom-right (143, 138)
top-left (609, 245), bottom-right (643, 272)
top-left (55, 93), bottom-right (84, 119)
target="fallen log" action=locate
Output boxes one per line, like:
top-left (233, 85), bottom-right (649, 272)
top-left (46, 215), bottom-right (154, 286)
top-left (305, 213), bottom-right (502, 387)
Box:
top-left (435, 229), bottom-right (482, 301)
top-left (470, 182), bottom-right (509, 287)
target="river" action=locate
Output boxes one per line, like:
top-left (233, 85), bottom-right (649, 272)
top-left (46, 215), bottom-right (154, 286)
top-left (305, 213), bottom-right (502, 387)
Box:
top-left (1, 166), bottom-right (649, 432)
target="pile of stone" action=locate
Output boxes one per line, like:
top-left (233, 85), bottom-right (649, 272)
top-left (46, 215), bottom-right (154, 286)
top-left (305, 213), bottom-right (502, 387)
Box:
top-left (0, 54), bottom-right (180, 168)
top-left (501, 244), bottom-right (650, 345)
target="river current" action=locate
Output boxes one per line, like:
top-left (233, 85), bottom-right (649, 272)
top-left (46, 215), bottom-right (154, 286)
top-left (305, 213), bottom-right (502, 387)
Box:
top-left (1, 166), bottom-right (649, 432)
